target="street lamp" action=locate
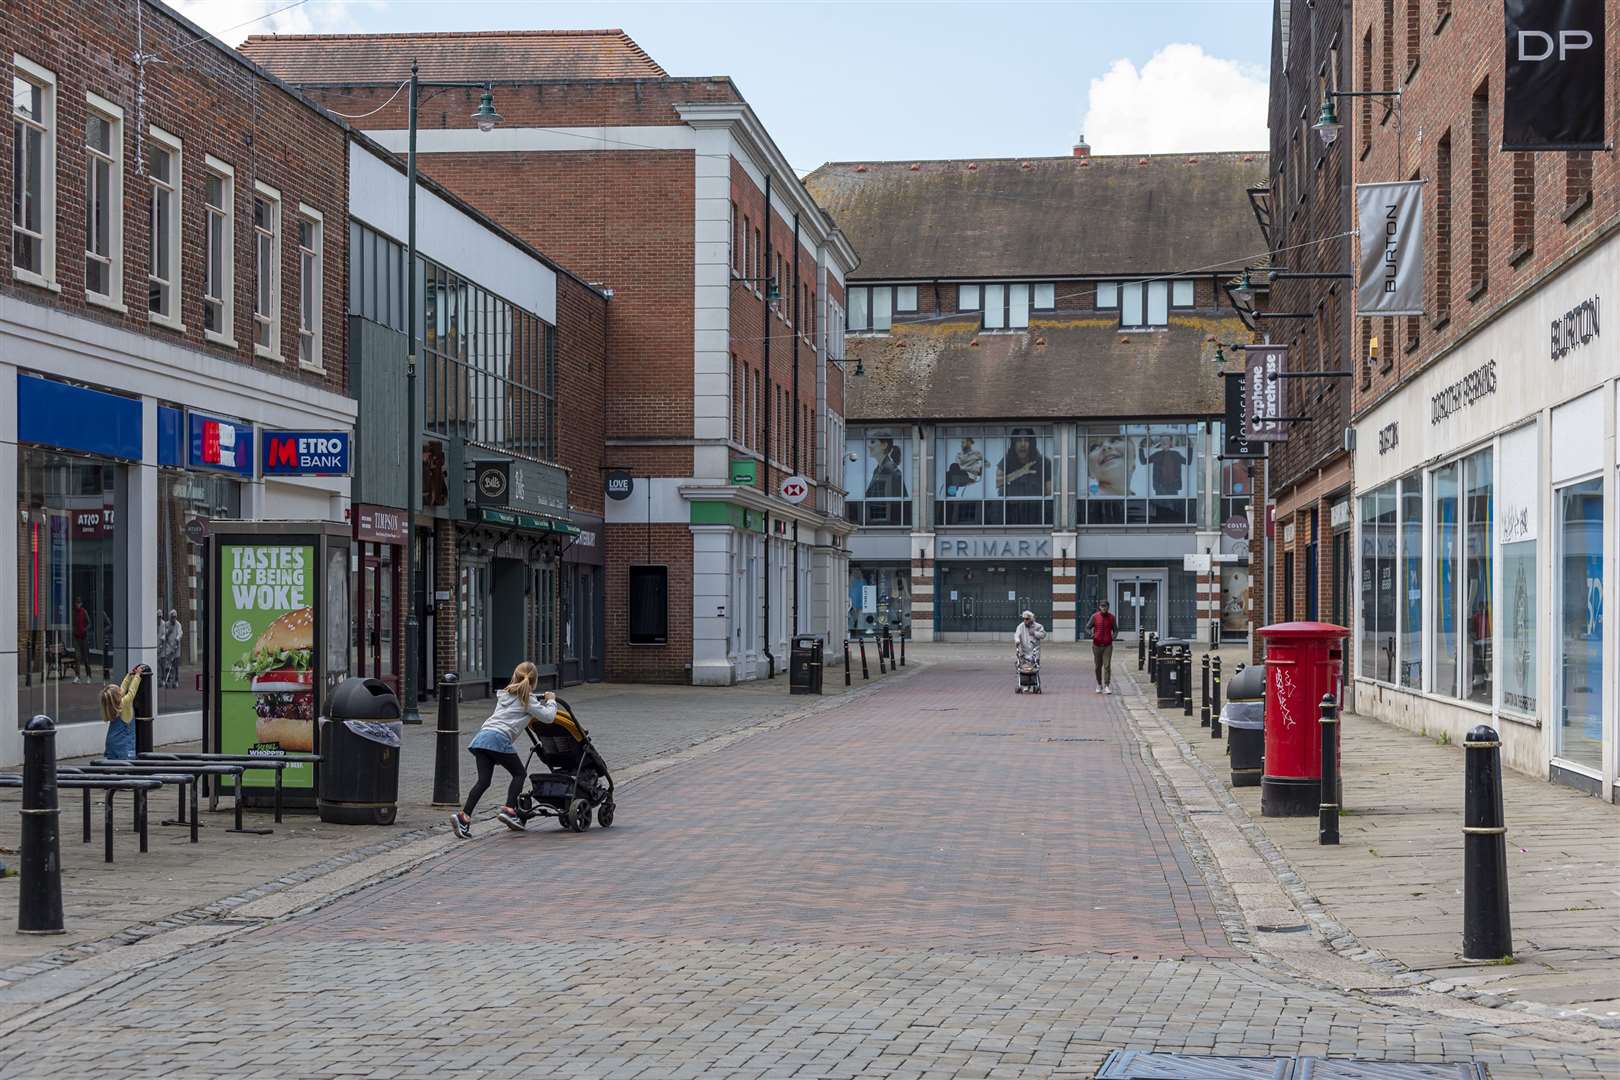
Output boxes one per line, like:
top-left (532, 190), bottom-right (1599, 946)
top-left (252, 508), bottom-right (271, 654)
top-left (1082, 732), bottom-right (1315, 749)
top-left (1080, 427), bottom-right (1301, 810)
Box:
top-left (403, 60), bottom-right (500, 728)
top-left (1311, 98), bottom-right (1341, 146)
top-left (1229, 269), bottom-right (1256, 304)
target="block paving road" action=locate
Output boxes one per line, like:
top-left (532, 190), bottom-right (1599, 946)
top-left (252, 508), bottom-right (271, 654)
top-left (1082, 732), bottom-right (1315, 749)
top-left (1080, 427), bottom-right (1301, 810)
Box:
top-left (2, 648), bottom-right (1614, 1078)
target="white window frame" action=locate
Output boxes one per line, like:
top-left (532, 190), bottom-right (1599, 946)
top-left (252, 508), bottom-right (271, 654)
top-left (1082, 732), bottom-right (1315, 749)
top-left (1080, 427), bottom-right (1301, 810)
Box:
top-left (1095, 281), bottom-right (1118, 310)
top-left (959, 284), bottom-right (981, 311)
top-left (1171, 278), bottom-right (1195, 308)
top-left (203, 155), bottom-right (236, 347)
top-left (895, 285), bottom-right (918, 312)
top-left (981, 283), bottom-right (1035, 330)
top-left (253, 181), bottom-right (282, 361)
top-left (296, 203), bottom-right (324, 371)
top-left (83, 92), bottom-right (124, 311)
top-left (1120, 280), bottom-right (1169, 329)
top-left (12, 55), bottom-right (58, 290)
top-left (146, 125), bottom-right (183, 331)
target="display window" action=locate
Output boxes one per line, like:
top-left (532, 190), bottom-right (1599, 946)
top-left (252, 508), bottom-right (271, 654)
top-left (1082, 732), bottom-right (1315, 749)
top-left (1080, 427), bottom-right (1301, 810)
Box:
top-left (934, 426), bottom-right (1054, 526)
top-left (845, 427), bottom-right (912, 527)
top-left (1078, 423), bottom-right (1201, 526)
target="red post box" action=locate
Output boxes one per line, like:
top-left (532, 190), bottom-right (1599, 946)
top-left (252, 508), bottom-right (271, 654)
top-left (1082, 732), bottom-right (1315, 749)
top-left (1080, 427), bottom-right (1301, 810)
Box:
top-left (1258, 621), bottom-right (1348, 817)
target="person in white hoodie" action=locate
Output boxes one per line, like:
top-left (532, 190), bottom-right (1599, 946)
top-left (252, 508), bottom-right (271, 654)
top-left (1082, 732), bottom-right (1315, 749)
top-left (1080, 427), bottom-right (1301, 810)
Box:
top-left (450, 661), bottom-right (556, 837)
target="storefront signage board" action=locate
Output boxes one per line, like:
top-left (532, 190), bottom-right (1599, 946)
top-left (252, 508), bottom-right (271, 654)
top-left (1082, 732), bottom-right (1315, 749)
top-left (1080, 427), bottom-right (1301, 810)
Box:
top-left (471, 458), bottom-right (568, 517)
top-left (1243, 346), bottom-right (1286, 442)
top-left (189, 412), bottom-right (255, 476)
top-left (935, 535), bottom-right (1053, 560)
top-left (355, 504), bottom-right (409, 545)
top-left (1503, 0), bottom-right (1607, 150)
top-left (263, 430), bottom-right (351, 476)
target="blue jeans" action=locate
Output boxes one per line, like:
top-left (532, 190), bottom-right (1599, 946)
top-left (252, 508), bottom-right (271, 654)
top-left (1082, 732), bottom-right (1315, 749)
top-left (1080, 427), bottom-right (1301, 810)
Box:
top-left (104, 719), bottom-right (135, 760)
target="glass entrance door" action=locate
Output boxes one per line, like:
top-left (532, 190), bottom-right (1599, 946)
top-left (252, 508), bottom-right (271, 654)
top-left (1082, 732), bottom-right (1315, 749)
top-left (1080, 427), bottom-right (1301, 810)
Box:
top-left (935, 562), bottom-right (1051, 634)
top-left (1112, 578), bottom-right (1161, 639)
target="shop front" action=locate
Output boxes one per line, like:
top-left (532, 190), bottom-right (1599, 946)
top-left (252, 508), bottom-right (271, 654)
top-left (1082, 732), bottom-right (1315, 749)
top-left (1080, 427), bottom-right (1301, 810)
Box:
top-left (1352, 233), bottom-right (1617, 799)
top-left (563, 510), bottom-right (605, 685)
top-left (353, 504), bottom-right (407, 695)
top-left (933, 534), bottom-right (1053, 639)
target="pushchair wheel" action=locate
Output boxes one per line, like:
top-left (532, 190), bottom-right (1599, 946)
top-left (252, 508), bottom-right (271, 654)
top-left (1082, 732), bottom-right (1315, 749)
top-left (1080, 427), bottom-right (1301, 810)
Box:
top-left (568, 797), bottom-right (592, 832)
top-left (597, 801), bottom-right (615, 828)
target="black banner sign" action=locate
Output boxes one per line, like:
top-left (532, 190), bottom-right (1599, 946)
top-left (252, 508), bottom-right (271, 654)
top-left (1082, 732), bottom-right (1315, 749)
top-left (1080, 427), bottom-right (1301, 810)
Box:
top-left (1504, 0), bottom-right (1607, 150)
top-left (1223, 373), bottom-right (1259, 458)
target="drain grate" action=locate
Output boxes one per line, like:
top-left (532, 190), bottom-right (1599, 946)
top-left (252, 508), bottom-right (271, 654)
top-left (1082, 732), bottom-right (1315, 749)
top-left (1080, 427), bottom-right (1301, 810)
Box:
top-left (1044, 736), bottom-right (1105, 743)
top-left (953, 731), bottom-right (1018, 737)
top-left (1096, 1054), bottom-right (1488, 1080)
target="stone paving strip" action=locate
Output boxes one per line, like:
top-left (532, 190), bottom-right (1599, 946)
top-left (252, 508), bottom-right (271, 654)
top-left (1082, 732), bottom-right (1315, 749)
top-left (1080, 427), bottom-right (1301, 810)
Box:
top-left (1119, 643), bottom-right (1620, 1035)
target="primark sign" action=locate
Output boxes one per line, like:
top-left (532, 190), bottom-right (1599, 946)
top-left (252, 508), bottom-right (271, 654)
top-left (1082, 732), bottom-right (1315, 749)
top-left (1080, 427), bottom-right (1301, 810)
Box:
top-left (937, 535), bottom-right (1052, 560)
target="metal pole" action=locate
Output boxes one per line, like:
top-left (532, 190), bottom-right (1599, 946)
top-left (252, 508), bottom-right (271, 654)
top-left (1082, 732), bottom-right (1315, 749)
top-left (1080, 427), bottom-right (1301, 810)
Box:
top-left (762, 173), bottom-right (774, 680)
top-left (1147, 633), bottom-right (1158, 680)
top-left (899, 634), bottom-right (906, 667)
top-left (18, 715), bottom-right (64, 935)
top-left (1181, 653), bottom-right (1193, 717)
top-left (1318, 693), bottom-right (1339, 845)
top-left (1211, 657), bottom-right (1223, 738)
top-left (133, 663), bottom-right (154, 756)
top-left (859, 638), bottom-right (869, 680)
top-left (402, 60), bottom-right (424, 726)
top-left (1201, 654), bottom-right (1211, 728)
top-left (432, 672), bottom-right (460, 806)
top-left (1138, 627), bottom-right (1146, 670)
top-left (1462, 724), bottom-right (1512, 960)
top-left (791, 212), bottom-right (800, 641)
top-left (843, 639), bottom-right (852, 686)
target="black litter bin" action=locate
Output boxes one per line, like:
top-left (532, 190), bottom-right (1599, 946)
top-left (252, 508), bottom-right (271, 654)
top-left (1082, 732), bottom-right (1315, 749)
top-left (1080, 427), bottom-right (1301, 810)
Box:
top-left (319, 677), bottom-right (403, 825)
top-left (790, 635), bottom-right (824, 695)
top-left (1224, 665), bottom-right (1266, 787)
top-left (1154, 640), bottom-right (1186, 707)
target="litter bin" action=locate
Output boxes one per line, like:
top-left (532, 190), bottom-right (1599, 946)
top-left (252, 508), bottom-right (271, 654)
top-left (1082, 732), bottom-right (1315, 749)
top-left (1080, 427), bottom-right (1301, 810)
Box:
top-left (1258, 621), bottom-right (1347, 816)
top-left (1154, 640), bottom-right (1186, 707)
top-left (1223, 664), bottom-right (1266, 788)
top-left (790, 635), bottom-right (824, 695)
top-left (319, 677), bottom-right (403, 825)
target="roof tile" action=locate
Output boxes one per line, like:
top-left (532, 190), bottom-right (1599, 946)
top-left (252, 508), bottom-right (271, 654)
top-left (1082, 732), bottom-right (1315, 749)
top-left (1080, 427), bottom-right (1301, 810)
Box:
top-left (238, 29), bottom-right (666, 84)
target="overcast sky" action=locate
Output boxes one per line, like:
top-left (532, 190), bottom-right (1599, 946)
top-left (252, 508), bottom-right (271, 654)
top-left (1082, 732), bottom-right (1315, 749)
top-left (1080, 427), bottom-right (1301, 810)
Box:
top-left (174, 0), bottom-right (1272, 168)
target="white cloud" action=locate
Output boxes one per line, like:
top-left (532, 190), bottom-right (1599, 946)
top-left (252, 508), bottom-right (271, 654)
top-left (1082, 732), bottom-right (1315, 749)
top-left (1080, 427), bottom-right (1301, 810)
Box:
top-left (167, 1), bottom-right (369, 46)
top-left (1081, 43), bottom-right (1267, 155)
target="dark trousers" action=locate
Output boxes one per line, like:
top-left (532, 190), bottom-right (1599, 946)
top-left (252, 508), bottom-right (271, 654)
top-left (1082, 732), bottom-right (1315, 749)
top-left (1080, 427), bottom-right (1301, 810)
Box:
top-left (1093, 643), bottom-right (1113, 686)
top-left (464, 747), bottom-right (526, 816)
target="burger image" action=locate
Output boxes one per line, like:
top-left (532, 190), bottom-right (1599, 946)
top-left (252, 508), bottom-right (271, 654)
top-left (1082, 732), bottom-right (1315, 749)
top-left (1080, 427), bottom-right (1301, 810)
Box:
top-left (232, 607), bottom-right (315, 752)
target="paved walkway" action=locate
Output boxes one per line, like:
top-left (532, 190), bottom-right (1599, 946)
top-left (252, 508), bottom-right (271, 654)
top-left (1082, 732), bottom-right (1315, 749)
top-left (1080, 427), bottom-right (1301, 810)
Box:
top-left (0, 646), bottom-right (1614, 1078)
top-left (1124, 642), bottom-right (1620, 1028)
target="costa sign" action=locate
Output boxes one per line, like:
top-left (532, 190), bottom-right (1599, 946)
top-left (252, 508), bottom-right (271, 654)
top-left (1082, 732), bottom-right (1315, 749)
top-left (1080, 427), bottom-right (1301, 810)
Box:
top-left (779, 475), bottom-right (811, 504)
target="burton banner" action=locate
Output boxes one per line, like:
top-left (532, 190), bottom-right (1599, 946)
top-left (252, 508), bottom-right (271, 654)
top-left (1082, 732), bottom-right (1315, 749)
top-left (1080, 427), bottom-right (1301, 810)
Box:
top-left (1356, 181), bottom-right (1425, 317)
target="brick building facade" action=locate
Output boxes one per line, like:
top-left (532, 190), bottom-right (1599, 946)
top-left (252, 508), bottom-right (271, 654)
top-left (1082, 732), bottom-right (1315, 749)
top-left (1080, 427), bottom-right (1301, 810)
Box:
top-left (1342, 0), bottom-right (1619, 797)
top-left (246, 31), bottom-right (858, 685)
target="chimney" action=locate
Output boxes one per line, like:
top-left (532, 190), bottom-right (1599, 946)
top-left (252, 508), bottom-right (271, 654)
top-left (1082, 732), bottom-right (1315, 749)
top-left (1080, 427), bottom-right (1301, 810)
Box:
top-left (1072, 135), bottom-right (1090, 159)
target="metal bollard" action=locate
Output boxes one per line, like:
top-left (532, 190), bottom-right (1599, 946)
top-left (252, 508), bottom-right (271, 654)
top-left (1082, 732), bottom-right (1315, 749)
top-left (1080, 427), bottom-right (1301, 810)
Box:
top-left (1318, 694), bottom-right (1340, 845)
top-left (859, 639), bottom-right (870, 680)
top-left (1462, 724), bottom-right (1512, 960)
top-left (844, 639), bottom-right (852, 687)
top-left (133, 664), bottom-right (155, 757)
top-left (1147, 634), bottom-right (1159, 680)
top-left (1210, 657), bottom-right (1223, 739)
top-left (1138, 630), bottom-right (1146, 671)
top-left (432, 673), bottom-right (461, 807)
top-left (1200, 654), bottom-right (1211, 728)
top-left (18, 715), bottom-right (64, 935)
top-left (1181, 653), bottom-right (1193, 717)
top-left (878, 635), bottom-right (887, 674)
top-left (899, 634), bottom-right (906, 667)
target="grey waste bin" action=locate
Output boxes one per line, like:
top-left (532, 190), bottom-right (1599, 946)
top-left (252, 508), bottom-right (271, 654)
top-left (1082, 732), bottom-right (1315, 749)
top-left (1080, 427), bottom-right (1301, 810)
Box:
top-left (1154, 640), bottom-right (1186, 707)
top-left (319, 677), bottom-right (403, 825)
top-left (1224, 665), bottom-right (1266, 787)
top-left (790, 635), bottom-right (824, 695)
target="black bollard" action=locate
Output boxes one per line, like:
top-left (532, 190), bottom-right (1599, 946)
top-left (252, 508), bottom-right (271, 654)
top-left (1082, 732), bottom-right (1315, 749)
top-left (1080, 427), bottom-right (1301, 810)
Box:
top-left (1200, 654), bottom-right (1211, 728)
top-left (432, 672), bottom-right (461, 807)
top-left (1210, 657), bottom-right (1223, 739)
top-left (859, 639), bottom-right (870, 680)
top-left (878, 635), bottom-right (887, 674)
top-left (1138, 629), bottom-right (1146, 671)
top-left (18, 715), bottom-right (64, 935)
top-left (133, 664), bottom-right (155, 757)
top-left (1182, 653), bottom-right (1193, 717)
top-left (899, 634), bottom-right (906, 667)
top-left (1462, 724), bottom-right (1512, 960)
top-left (1318, 694), bottom-right (1339, 845)
top-left (1147, 634), bottom-right (1158, 681)
top-left (844, 640), bottom-right (852, 687)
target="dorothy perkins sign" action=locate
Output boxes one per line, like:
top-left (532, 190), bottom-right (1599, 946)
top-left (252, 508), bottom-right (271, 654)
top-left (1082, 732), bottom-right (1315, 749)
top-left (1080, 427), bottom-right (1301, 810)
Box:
top-left (1431, 360), bottom-right (1498, 425)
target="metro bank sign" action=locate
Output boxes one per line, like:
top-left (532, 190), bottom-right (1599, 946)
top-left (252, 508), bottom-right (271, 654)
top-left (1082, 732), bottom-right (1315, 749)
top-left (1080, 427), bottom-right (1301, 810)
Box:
top-left (262, 431), bottom-right (351, 476)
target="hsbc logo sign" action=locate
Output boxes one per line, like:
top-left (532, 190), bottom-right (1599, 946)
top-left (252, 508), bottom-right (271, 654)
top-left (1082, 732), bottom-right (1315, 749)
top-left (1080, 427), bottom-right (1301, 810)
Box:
top-left (779, 475), bottom-right (811, 504)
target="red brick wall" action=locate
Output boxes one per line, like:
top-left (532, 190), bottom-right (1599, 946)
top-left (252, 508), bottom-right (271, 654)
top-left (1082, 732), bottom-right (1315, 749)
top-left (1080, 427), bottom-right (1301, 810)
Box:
top-left (555, 273), bottom-right (609, 516)
top-left (2, 0), bottom-right (348, 396)
top-left (1351, 0), bottom-right (1620, 417)
top-left (604, 524), bottom-right (692, 683)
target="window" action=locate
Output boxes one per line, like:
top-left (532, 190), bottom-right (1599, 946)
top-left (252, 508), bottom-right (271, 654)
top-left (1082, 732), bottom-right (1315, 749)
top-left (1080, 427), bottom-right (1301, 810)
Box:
top-left (1358, 483), bottom-right (1396, 681)
top-left (457, 560), bottom-right (489, 680)
top-left (1406, 0), bottom-right (1421, 77)
top-left (1033, 283), bottom-right (1055, 310)
top-left (729, 200), bottom-right (739, 275)
top-left (253, 184), bottom-right (281, 358)
top-left (753, 226), bottom-right (762, 285)
top-left (296, 208), bottom-right (323, 369)
top-left (1499, 425), bottom-right (1537, 716)
top-left (1511, 152), bottom-right (1534, 261)
top-left (203, 158), bottom-right (234, 342)
top-left (937, 426), bottom-right (1054, 526)
top-left (1095, 281), bottom-right (1118, 309)
top-left (1565, 150), bottom-right (1594, 217)
top-left (845, 427), bottom-right (911, 527)
top-left (628, 566), bottom-right (668, 644)
top-left (147, 128), bottom-right (181, 326)
top-left (1120, 281), bottom-right (1169, 328)
top-left (1555, 477), bottom-right (1601, 768)
top-left (1469, 80), bottom-right (1489, 296)
top-left (1462, 448), bottom-right (1493, 705)
top-left (12, 57), bottom-right (56, 285)
top-left (846, 285), bottom-right (893, 333)
top-left (895, 285), bottom-right (917, 312)
top-left (1431, 462), bottom-right (1460, 696)
top-left (83, 95), bottom-right (123, 305)
top-left (741, 214), bottom-right (751, 283)
top-left (972, 283), bottom-right (1047, 329)
top-left (1398, 474), bottom-right (1423, 689)
top-left (958, 284), bottom-right (980, 311)
top-left (1435, 130), bottom-right (1452, 323)
top-left (1079, 423), bottom-right (1199, 526)
top-left (1171, 279), bottom-right (1194, 308)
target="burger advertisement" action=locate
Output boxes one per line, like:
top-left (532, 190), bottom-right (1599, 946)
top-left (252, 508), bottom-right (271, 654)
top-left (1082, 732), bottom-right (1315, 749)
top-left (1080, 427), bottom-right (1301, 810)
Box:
top-left (218, 544), bottom-right (319, 788)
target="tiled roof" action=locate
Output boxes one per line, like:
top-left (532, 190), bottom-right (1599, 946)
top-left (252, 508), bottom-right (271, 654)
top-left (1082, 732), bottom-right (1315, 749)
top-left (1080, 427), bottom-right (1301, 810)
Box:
top-left (238, 30), bottom-right (667, 84)
top-left (804, 153), bottom-right (1266, 281)
top-left (844, 313), bottom-right (1244, 423)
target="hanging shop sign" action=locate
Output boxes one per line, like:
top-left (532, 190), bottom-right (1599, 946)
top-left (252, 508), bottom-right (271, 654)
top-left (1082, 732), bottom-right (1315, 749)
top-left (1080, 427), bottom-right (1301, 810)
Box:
top-left (1356, 180), bottom-right (1425, 316)
top-left (1222, 374), bottom-right (1260, 457)
top-left (605, 470), bottom-right (634, 501)
top-left (730, 459), bottom-right (759, 486)
top-left (470, 458), bottom-right (568, 517)
top-left (1243, 345), bottom-right (1286, 442)
top-left (1503, 0), bottom-right (1607, 150)
top-left (1222, 514), bottom-right (1250, 541)
top-left (354, 504), bottom-right (409, 545)
top-left (189, 412), bottom-right (255, 476)
top-left (262, 431), bottom-right (351, 476)
top-left (779, 475), bottom-right (811, 504)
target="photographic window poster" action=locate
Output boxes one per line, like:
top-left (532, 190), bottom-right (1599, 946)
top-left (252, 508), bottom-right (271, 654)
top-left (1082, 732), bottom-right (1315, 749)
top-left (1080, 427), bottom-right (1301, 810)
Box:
top-left (1498, 424), bottom-right (1537, 715)
top-left (1133, 431), bottom-right (1192, 498)
top-left (995, 429), bottom-right (1051, 500)
top-left (1084, 431), bottom-right (1130, 498)
top-left (860, 430), bottom-right (909, 501)
top-left (938, 430), bottom-right (987, 500)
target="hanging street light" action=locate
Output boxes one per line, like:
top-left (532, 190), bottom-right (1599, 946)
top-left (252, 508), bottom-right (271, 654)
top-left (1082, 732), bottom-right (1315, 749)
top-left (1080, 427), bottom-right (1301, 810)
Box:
top-left (1312, 97), bottom-right (1342, 146)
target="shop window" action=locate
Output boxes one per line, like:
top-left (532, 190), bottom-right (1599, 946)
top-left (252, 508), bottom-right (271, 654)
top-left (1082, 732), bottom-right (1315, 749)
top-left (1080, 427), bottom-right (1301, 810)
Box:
top-left (1398, 473), bottom-right (1423, 689)
top-left (936, 426), bottom-right (1053, 527)
top-left (628, 565), bottom-right (668, 645)
top-left (846, 428), bottom-right (912, 527)
top-left (1430, 462), bottom-right (1460, 696)
top-left (458, 559), bottom-right (489, 680)
top-left (1078, 424), bottom-right (1198, 526)
top-left (1499, 425), bottom-right (1537, 716)
top-left (156, 470), bottom-right (243, 715)
top-left (83, 95), bottom-right (123, 305)
top-left (848, 564), bottom-right (911, 639)
top-left (1358, 483), bottom-right (1396, 681)
top-left (1556, 477), bottom-right (1602, 769)
top-left (1462, 448), bottom-right (1493, 705)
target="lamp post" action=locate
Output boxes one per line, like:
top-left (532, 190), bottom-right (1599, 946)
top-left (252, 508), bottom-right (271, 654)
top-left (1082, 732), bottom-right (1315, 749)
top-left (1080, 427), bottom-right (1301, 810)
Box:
top-left (402, 60), bottom-right (501, 726)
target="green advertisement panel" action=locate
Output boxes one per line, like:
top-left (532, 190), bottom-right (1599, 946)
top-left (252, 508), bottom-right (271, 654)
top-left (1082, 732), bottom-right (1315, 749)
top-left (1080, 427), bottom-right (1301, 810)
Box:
top-left (218, 543), bottom-right (318, 789)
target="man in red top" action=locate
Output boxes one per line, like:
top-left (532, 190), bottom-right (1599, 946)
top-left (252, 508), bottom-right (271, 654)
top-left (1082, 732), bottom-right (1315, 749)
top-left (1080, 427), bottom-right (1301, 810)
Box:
top-left (1087, 598), bottom-right (1117, 694)
top-left (72, 597), bottom-right (91, 684)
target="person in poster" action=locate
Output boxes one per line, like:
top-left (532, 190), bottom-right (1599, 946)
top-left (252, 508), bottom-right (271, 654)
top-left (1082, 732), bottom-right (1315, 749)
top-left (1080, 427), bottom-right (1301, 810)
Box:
top-left (1086, 436), bottom-right (1130, 497)
top-left (864, 436), bottom-right (906, 499)
top-left (997, 430), bottom-right (1050, 497)
top-left (1138, 435), bottom-right (1187, 496)
top-left (942, 436), bottom-right (983, 497)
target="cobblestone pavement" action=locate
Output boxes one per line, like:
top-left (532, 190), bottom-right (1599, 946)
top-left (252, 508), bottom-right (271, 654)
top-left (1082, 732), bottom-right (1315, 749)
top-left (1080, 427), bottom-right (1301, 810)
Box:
top-left (1, 646), bottom-right (1615, 1078)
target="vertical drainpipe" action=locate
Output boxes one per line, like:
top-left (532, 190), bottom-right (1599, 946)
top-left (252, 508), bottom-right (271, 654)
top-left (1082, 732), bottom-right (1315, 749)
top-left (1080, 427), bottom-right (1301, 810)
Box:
top-left (762, 174), bottom-right (774, 678)
top-left (792, 211), bottom-right (801, 640)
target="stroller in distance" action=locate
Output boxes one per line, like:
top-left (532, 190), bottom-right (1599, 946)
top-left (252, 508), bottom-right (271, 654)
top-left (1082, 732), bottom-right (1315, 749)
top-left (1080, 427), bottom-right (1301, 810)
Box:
top-left (515, 697), bottom-right (617, 832)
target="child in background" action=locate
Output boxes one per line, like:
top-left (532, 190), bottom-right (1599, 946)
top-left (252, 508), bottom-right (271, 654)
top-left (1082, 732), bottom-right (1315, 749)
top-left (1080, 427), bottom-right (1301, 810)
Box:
top-left (450, 661), bottom-right (557, 837)
top-left (100, 665), bottom-right (145, 760)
